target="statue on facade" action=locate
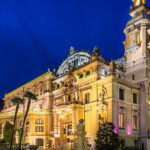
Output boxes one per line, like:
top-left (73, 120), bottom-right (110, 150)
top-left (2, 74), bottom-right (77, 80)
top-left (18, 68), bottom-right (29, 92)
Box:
top-left (93, 46), bottom-right (101, 56)
top-left (76, 119), bottom-right (88, 150)
top-left (70, 46), bottom-right (76, 55)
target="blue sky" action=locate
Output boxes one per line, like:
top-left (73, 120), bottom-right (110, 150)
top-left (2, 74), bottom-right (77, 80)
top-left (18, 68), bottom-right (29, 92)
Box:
top-left (0, 0), bottom-right (150, 98)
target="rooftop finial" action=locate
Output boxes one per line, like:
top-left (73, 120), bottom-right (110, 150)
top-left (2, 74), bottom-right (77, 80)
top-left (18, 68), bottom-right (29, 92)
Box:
top-left (70, 46), bottom-right (75, 55)
top-left (48, 68), bottom-right (50, 72)
top-left (132, 0), bottom-right (146, 8)
top-left (93, 46), bottom-right (100, 56)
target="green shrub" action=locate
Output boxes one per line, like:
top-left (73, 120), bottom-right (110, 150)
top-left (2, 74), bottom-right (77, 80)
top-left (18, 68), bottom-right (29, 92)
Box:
top-left (0, 139), bottom-right (6, 143)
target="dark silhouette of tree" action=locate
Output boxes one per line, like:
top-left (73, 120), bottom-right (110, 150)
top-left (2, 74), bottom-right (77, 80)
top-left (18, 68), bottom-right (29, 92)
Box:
top-left (10, 97), bottom-right (23, 150)
top-left (19, 91), bottom-right (37, 150)
top-left (95, 120), bottom-right (121, 150)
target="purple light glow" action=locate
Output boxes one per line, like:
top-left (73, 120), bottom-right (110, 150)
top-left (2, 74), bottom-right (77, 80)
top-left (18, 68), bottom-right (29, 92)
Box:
top-left (126, 124), bottom-right (132, 135)
top-left (113, 128), bottom-right (118, 134)
top-left (127, 130), bottom-right (132, 135)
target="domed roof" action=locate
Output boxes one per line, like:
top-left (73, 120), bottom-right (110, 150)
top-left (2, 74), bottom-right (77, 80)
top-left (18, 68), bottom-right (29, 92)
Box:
top-left (57, 47), bottom-right (92, 76)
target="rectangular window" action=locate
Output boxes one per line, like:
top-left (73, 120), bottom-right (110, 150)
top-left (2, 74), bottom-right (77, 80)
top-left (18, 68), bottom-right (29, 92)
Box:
top-left (119, 89), bottom-right (124, 100)
top-left (85, 93), bottom-right (90, 104)
top-left (133, 93), bottom-right (137, 104)
top-left (119, 113), bottom-right (125, 128)
top-left (133, 116), bottom-right (137, 129)
top-left (35, 126), bottom-right (44, 132)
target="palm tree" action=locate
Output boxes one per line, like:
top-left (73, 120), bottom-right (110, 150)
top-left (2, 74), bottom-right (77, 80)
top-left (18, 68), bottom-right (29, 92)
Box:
top-left (10, 97), bottom-right (23, 150)
top-left (19, 91), bottom-right (37, 150)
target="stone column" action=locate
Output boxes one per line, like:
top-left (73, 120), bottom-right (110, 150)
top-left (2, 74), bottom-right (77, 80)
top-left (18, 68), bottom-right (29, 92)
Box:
top-left (141, 23), bottom-right (147, 56)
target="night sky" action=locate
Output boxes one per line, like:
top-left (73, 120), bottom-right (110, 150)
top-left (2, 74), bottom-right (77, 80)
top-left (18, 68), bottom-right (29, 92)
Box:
top-left (0, 0), bottom-right (150, 99)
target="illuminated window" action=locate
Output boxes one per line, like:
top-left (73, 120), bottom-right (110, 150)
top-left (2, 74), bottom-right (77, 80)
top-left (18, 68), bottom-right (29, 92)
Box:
top-left (133, 93), bottom-right (137, 104)
top-left (35, 118), bottom-right (44, 124)
top-left (119, 89), bottom-right (124, 100)
top-left (133, 116), bottom-right (137, 129)
top-left (35, 118), bottom-right (44, 132)
top-left (119, 113), bottom-right (125, 128)
top-left (36, 138), bottom-right (44, 146)
top-left (85, 93), bottom-right (90, 104)
top-left (35, 126), bottom-right (44, 132)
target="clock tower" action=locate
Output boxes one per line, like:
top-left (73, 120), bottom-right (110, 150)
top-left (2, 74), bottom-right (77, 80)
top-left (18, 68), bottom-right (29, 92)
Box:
top-left (124, 0), bottom-right (150, 83)
top-left (124, 1), bottom-right (150, 150)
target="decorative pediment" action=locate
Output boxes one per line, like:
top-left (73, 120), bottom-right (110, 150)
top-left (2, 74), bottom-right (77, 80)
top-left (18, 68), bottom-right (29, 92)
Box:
top-left (97, 102), bottom-right (107, 113)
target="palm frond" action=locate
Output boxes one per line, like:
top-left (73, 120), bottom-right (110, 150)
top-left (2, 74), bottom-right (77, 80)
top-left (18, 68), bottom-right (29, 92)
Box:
top-left (11, 97), bottom-right (24, 105)
top-left (24, 91), bottom-right (37, 100)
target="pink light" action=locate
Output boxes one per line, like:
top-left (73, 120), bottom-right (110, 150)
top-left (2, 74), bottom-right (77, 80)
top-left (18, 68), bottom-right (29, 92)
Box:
top-left (126, 124), bottom-right (132, 135)
top-left (113, 128), bottom-right (118, 134)
top-left (127, 130), bottom-right (132, 135)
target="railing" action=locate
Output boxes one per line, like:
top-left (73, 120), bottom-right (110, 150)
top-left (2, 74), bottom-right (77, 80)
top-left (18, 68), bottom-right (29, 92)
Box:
top-left (56, 101), bottom-right (83, 107)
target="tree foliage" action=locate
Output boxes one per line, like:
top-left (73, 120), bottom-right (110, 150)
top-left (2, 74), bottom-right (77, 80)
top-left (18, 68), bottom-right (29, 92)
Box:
top-left (3, 121), bottom-right (14, 143)
top-left (95, 121), bottom-right (121, 150)
top-left (10, 97), bottom-right (23, 150)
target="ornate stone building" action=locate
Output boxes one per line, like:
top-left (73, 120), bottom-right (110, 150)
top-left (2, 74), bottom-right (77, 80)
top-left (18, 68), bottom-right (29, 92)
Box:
top-left (0, 0), bottom-right (150, 150)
